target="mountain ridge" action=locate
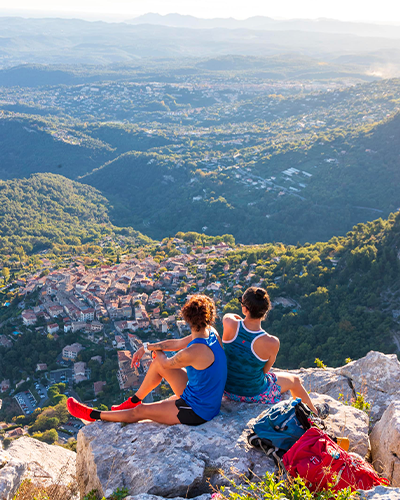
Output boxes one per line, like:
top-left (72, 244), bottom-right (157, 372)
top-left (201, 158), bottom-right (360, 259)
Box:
top-left (126, 13), bottom-right (400, 39)
top-left (1, 16), bottom-right (400, 65)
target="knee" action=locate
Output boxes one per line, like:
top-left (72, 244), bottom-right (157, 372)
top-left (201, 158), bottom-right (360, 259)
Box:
top-left (148, 355), bottom-right (161, 371)
top-left (292, 375), bottom-right (302, 388)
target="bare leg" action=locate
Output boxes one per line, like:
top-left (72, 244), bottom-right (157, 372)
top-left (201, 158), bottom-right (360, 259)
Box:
top-left (135, 356), bottom-right (188, 400)
top-left (100, 399), bottom-right (181, 425)
top-left (276, 372), bottom-right (318, 414)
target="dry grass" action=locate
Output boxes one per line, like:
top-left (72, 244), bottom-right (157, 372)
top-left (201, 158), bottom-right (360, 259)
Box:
top-left (13, 461), bottom-right (79, 500)
top-left (13, 479), bottom-right (78, 500)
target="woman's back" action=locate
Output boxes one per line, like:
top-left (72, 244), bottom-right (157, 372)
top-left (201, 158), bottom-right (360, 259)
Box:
top-left (223, 320), bottom-right (268, 397)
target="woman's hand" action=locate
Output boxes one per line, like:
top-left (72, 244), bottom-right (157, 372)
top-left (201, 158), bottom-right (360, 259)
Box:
top-left (131, 346), bottom-right (144, 368)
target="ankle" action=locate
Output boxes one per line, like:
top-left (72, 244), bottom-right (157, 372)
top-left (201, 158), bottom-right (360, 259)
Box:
top-left (89, 409), bottom-right (102, 420)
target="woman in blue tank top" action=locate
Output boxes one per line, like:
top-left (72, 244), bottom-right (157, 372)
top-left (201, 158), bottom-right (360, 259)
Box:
top-left (223, 287), bottom-right (319, 415)
top-left (66, 294), bottom-right (227, 426)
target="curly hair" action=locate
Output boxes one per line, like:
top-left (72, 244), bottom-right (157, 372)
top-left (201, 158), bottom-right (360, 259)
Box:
top-left (241, 287), bottom-right (271, 319)
top-left (181, 294), bottom-right (217, 332)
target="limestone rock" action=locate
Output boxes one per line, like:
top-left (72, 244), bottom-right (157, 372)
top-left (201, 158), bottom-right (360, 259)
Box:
top-left (0, 436), bottom-right (77, 500)
top-left (76, 394), bottom-right (370, 498)
top-left (337, 351), bottom-right (400, 422)
top-left (370, 401), bottom-right (400, 487)
top-left (76, 400), bottom-right (277, 499)
top-left (338, 351), bottom-right (400, 394)
top-left (285, 352), bottom-right (400, 423)
top-left (310, 393), bottom-right (370, 457)
top-left (282, 367), bottom-right (354, 402)
top-left (358, 485), bottom-right (400, 499)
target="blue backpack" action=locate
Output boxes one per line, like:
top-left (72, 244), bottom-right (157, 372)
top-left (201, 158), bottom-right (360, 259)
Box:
top-left (248, 398), bottom-right (313, 465)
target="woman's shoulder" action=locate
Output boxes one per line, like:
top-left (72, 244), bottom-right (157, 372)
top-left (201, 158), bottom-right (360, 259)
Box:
top-left (223, 313), bottom-right (242, 325)
top-left (254, 332), bottom-right (280, 348)
top-left (222, 316), bottom-right (241, 343)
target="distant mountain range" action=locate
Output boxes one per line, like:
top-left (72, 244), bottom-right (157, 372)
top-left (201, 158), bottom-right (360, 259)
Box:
top-left (126, 13), bottom-right (400, 39)
top-left (0, 17), bottom-right (400, 67)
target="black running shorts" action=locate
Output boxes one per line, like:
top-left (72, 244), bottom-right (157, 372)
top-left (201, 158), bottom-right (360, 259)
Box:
top-left (175, 398), bottom-right (207, 426)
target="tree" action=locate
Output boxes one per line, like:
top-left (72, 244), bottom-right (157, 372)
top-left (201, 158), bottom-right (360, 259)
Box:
top-left (30, 414), bottom-right (59, 432)
top-left (33, 428), bottom-right (58, 444)
top-left (2, 267), bottom-right (10, 283)
top-left (53, 400), bottom-right (69, 424)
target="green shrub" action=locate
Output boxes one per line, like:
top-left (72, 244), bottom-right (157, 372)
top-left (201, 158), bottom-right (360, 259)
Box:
top-left (83, 487), bottom-right (129, 500)
top-left (59, 438), bottom-right (77, 452)
top-left (32, 428), bottom-right (58, 444)
top-left (338, 391), bottom-right (371, 415)
top-left (314, 358), bottom-right (327, 370)
top-left (214, 471), bottom-right (357, 500)
top-left (2, 437), bottom-right (13, 449)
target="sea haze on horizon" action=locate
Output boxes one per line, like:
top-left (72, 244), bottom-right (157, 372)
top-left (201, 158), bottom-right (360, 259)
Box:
top-left (0, 6), bottom-right (400, 26)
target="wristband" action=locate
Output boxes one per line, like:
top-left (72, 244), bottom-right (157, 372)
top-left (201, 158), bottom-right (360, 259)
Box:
top-left (142, 342), bottom-right (150, 354)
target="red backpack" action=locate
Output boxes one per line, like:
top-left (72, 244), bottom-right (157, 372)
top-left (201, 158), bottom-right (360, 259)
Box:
top-left (283, 427), bottom-right (390, 492)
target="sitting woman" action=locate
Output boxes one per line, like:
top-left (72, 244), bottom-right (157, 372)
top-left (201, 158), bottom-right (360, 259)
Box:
top-left (67, 294), bottom-right (227, 426)
top-left (223, 286), bottom-right (326, 416)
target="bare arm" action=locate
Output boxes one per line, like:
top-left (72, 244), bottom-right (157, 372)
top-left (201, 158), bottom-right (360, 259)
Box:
top-left (262, 337), bottom-right (280, 373)
top-left (263, 353), bottom-right (277, 373)
top-left (149, 334), bottom-right (193, 352)
top-left (157, 344), bottom-right (214, 371)
top-left (131, 335), bottom-right (193, 367)
top-left (156, 348), bottom-right (192, 370)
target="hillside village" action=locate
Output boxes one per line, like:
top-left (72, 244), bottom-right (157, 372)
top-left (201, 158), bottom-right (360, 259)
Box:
top-left (1, 238), bottom-right (271, 425)
top-left (2, 78), bottom-right (398, 128)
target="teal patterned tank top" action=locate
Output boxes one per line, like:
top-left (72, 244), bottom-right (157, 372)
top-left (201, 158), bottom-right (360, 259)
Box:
top-left (223, 321), bottom-right (269, 396)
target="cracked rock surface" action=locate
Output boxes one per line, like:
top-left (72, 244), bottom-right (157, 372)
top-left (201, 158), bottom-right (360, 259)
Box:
top-left (358, 485), bottom-right (400, 499)
top-left (337, 351), bottom-right (400, 423)
top-left (0, 436), bottom-right (76, 500)
top-left (76, 395), bottom-right (369, 498)
top-left (370, 401), bottom-right (400, 487)
top-left (76, 400), bottom-right (276, 498)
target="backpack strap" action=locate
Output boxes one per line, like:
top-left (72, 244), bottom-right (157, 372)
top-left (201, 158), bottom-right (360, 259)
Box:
top-left (247, 433), bottom-right (288, 473)
top-left (294, 402), bottom-right (312, 430)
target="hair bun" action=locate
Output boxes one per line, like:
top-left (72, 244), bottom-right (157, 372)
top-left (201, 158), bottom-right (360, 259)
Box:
top-left (256, 288), bottom-right (266, 299)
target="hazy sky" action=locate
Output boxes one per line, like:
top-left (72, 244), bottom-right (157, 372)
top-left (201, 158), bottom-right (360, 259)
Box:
top-left (0, 0), bottom-right (399, 25)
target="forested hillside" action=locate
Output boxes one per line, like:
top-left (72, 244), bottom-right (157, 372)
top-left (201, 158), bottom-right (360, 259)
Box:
top-left (0, 116), bottom-right (170, 180)
top-left (219, 213), bottom-right (400, 367)
top-left (1, 75), bottom-right (399, 245)
top-left (0, 173), bottom-right (152, 256)
top-left (83, 112), bottom-right (400, 244)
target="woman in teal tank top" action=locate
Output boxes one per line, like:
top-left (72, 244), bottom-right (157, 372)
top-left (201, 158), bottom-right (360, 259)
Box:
top-left (223, 287), bottom-right (319, 414)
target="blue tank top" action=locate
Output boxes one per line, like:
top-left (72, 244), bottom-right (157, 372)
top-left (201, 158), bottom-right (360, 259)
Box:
top-left (223, 321), bottom-right (269, 396)
top-left (181, 330), bottom-right (227, 421)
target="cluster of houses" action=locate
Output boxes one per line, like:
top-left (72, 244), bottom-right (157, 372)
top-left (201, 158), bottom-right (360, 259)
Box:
top-left (19, 241), bottom-right (232, 331)
top-left (0, 235), bottom-right (306, 408)
top-left (5, 241), bottom-right (234, 393)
